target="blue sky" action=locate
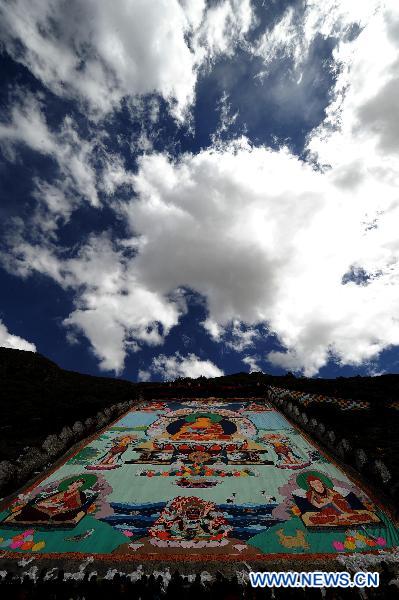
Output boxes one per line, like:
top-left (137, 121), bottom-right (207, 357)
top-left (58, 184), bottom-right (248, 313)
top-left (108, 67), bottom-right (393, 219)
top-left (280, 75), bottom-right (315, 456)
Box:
top-left (1, 0), bottom-right (399, 382)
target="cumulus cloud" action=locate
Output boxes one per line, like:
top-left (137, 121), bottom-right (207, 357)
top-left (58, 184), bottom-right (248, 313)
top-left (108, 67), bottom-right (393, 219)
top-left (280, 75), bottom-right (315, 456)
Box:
top-left (138, 352), bottom-right (224, 381)
top-left (253, 0), bottom-right (380, 75)
top-left (307, 1), bottom-right (399, 171)
top-left (0, 93), bottom-right (137, 234)
top-left (7, 113), bottom-right (399, 377)
top-left (3, 235), bottom-right (183, 373)
top-left (2, 1), bottom-right (399, 377)
top-left (123, 43), bottom-right (399, 375)
top-left (0, 0), bottom-right (255, 121)
top-left (0, 94), bottom-right (100, 234)
top-left (242, 355), bottom-right (262, 373)
top-left (270, 0), bottom-right (399, 374)
top-left (125, 139), bottom-right (331, 328)
top-left (0, 320), bottom-right (36, 352)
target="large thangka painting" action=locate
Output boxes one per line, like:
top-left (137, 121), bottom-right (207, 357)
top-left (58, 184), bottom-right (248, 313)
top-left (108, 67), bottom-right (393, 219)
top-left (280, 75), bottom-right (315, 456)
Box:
top-left (1, 399), bottom-right (398, 560)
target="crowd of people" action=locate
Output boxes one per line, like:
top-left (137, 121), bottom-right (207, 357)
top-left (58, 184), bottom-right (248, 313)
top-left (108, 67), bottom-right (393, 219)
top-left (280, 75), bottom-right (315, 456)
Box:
top-left (0, 564), bottom-right (398, 600)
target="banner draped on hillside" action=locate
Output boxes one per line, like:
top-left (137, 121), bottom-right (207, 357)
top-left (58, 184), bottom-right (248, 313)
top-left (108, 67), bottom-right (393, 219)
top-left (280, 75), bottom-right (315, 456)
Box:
top-left (1, 399), bottom-right (398, 559)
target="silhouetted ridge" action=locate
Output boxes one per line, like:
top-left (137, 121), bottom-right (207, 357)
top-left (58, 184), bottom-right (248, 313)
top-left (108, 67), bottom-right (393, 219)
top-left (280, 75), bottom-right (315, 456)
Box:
top-left (0, 348), bottom-right (136, 464)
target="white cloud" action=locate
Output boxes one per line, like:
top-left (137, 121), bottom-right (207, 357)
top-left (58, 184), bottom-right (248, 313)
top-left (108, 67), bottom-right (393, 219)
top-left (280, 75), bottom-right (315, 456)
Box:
top-left (137, 369), bottom-right (151, 382)
top-left (194, 0), bottom-right (254, 62)
top-left (0, 0), bottom-right (193, 121)
top-left (8, 106), bottom-right (399, 376)
top-left (225, 321), bottom-right (260, 352)
top-left (0, 95), bottom-right (99, 206)
top-left (3, 234), bottom-right (183, 373)
top-left (307, 1), bottom-right (399, 171)
top-left (125, 138), bottom-right (332, 328)
top-left (201, 317), bottom-right (224, 342)
top-left (254, 6), bottom-right (303, 70)
top-left (242, 355), bottom-right (262, 373)
top-left (210, 92), bottom-right (240, 146)
top-left (253, 0), bottom-right (380, 75)
top-left (142, 352), bottom-right (224, 381)
top-left (3, 1), bottom-right (399, 378)
top-left (0, 320), bottom-right (36, 352)
top-left (0, 93), bottom-right (137, 234)
top-left (0, 94), bottom-right (100, 234)
top-left (0, 0), bottom-right (255, 121)
top-left (123, 46), bottom-right (399, 375)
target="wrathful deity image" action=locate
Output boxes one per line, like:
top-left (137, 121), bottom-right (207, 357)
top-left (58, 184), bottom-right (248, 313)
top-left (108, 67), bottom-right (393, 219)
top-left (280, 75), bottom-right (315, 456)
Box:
top-left (148, 496), bottom-right (231, 547)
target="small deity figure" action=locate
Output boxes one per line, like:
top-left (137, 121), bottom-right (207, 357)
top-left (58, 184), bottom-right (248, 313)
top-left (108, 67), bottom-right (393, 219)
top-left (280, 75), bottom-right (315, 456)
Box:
top-left (86, 434), bottom-right (136, 470)
top-left (263, 433), bottom-right (310, 469)
top-left (172, 417), bottom-right (229, 440)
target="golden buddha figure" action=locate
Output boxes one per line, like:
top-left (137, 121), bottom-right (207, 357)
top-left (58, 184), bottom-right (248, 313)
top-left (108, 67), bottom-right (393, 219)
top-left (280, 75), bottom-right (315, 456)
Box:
top-left (171, 416), bottom-right (232, 441)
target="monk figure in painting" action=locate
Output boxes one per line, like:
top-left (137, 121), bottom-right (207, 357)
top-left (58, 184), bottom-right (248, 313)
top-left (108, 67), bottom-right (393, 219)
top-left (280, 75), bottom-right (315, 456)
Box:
top-left (3, 475), bottom-right (97, 527)
top-left (294, 471), bottom-right (380, 528)
top-left (305, 475), bottom-right (358, 525)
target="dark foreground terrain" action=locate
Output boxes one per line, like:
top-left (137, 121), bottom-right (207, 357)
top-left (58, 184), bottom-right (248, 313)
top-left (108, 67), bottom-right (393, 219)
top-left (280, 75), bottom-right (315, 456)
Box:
top-left (1, 565), bottom-right (398, 600)
top-left (0, 348), bottom-right (136, 463)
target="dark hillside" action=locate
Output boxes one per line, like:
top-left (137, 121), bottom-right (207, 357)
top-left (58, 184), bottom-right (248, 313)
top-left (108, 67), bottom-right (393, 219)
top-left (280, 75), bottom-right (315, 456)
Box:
top-left (0, 348), bottom-right (136, 462)
top-left (259, 372), bottom-right (399, 404)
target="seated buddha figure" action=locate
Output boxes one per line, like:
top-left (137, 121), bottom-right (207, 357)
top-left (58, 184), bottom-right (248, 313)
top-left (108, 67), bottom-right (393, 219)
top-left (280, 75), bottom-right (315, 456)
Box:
top-left (170, 415), bottom-right (235, 441)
